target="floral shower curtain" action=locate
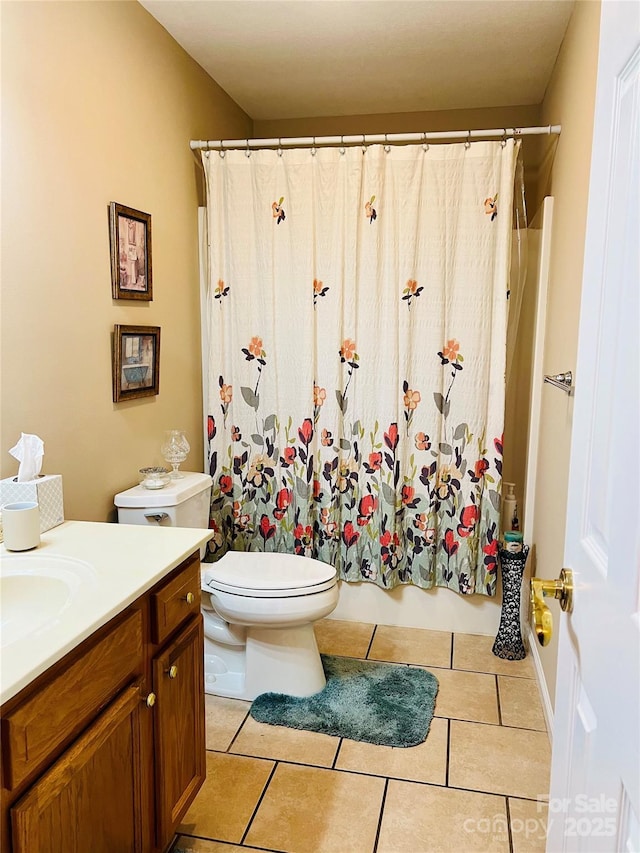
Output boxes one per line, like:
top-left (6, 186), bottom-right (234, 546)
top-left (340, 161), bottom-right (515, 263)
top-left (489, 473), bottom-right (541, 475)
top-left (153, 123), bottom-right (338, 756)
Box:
top-left (202, 140), bottom-right (518, 596)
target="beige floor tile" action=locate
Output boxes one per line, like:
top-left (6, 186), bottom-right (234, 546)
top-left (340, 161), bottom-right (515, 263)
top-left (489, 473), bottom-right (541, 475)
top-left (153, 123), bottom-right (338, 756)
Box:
top-left (314, 618), bottom-right (375, 658)
top-left (428, 666), bottom-right (499, 724)
top-left (509, 798), bottom-right (549, 853)
top-left (449, 720), bottom-right (551, 800)
top-left (336, 716), bottom-right (448, 785)
top-left (499, 676), bottom-right (547, 731)
top-left (178, 752), bottom-right (273, 844)
top-left (230, 714), bottom-right (339, 767)
top-left (454, 633), bottom-right (535, 678)
top-left (368, 624), bottom-right (452, 668)
top-left (245, 763), bottom-right (385, 853)
top-left (205, 694), bottom-right (251, 752)
top-left (377, 780), bottom-right (509, 853)
top-left (174, 838), bottom-right (270, 852)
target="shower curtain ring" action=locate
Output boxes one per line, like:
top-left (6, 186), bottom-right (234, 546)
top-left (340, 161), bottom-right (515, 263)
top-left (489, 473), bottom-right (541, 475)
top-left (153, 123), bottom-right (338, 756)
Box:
top-left (340, 135), bottom-right (345, 155)
top-left (362, 134), bottom-right (367, 153)
top-left (311, 136), bottom-right (317, 156)
top-left (245, 139), bottom-right (251, 157)
top-left (278, 138), bottom-right (283, 157)
top-left (422, 132), bottom-right (429, 152)
top-left (464, 131), bottom-right (471, 150)
top-left (219, 140), bottom-right (226, 158)
top-left (501, 129), bottom-right (508, 148)
top-left (384, 133), bottom-right (391, 153)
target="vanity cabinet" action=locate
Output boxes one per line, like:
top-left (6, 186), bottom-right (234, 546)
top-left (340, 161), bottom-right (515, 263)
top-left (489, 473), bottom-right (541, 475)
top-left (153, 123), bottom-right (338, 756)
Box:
top-left (0, 550), bottom-right (205, 853)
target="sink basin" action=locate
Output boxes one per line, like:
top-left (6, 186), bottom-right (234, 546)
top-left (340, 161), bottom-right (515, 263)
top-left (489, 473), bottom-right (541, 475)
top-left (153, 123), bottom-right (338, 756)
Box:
top-left (0, 555), bottom-right (97, 648)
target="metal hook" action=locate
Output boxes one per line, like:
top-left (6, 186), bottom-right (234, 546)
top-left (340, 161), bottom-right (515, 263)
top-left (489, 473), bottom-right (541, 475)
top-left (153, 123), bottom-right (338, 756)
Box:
top-left (464, 131), bottom-right (471, 150)
top-left (310, 136), bottom-right (317, 156)
top-left (501, 128), bottom-right (507, 148)
top-left (384, 133), bottom-right (391, 154)
top-left (362, 134), bottom-right (367, 154)
top-left (422, 132), bottom-right (429, 152)
top-left (245, 139), bottom-right (252, 157)
top-left (339, 135), bottom-right (345, 155)
top-left (219, 140), bottom-right (226, 158)
top-left (277, 138), bottom-right (283, 157)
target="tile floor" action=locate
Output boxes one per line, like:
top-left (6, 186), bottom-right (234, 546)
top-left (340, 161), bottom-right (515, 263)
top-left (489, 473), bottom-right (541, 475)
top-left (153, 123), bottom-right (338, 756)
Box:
top-left (174, 620), bottom-right (550, 853)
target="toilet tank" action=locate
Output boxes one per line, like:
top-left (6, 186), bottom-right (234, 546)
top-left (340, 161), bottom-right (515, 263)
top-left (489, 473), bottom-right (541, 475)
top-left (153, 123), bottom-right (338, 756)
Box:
top-left (114, 472), bottom-right (213, 535)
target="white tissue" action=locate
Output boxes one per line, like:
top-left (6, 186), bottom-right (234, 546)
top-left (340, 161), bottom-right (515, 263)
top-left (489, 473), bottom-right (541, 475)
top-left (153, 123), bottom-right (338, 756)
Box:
top-left (9, 433), bottom-right (45, 482)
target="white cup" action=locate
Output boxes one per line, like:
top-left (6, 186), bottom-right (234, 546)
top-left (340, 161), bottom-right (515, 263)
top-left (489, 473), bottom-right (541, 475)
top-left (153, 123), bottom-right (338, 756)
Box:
top-left (2, 502), bottom-right (41, 551)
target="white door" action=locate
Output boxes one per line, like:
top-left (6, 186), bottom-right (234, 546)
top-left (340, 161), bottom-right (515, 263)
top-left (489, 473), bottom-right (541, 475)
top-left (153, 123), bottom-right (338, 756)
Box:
top-left (548, 2), bottom-right (640, 851)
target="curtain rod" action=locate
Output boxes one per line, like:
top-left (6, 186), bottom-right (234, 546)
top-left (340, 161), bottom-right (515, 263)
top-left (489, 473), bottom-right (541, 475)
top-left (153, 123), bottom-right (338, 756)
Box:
top-left (190, 125), bottom-right (561, 151)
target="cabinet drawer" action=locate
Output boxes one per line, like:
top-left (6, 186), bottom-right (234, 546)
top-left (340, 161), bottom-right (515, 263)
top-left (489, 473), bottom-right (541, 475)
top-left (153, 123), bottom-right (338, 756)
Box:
top-left (2, 609), bottom-right (143, 791)
top-left (150, 554), bottom-right (200, 645)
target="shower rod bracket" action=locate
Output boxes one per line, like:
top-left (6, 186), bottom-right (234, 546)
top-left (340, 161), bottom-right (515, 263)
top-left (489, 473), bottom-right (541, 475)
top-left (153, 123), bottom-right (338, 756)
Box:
top-left (544, 371), bottom-right (574, 394)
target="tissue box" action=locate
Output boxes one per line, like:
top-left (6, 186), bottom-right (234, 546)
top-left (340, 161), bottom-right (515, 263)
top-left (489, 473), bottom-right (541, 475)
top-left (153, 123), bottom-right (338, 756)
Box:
top-left (0, 474), bottom-right (64, 533)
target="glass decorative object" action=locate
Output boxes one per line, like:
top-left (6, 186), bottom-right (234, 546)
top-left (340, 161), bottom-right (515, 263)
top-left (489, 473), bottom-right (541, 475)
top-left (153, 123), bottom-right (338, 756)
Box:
top-left (161, 430), bottom-right (190, 479)
top-left (492, 544), bottom-right (529, 660)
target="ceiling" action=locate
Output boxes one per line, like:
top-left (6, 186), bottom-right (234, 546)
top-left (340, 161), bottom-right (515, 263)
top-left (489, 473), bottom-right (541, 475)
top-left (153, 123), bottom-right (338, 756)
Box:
top-left (139, 0), bottom-right (575, 121)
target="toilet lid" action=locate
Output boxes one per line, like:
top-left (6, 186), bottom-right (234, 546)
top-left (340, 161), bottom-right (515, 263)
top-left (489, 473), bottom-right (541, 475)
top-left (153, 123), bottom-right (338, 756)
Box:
top-left (203, 550), bottom-right (337, 598)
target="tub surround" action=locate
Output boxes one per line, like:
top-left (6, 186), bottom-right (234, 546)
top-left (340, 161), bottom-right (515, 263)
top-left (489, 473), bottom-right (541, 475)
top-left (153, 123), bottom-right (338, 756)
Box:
top-left (0, 520), bottom-right (211, 704)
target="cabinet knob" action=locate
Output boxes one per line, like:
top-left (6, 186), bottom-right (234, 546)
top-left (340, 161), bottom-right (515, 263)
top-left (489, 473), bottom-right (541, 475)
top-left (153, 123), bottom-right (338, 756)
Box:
top-left (167, 664), bottom-right (178, 679)
top-left (184, 591), bottom-right (195, 605)
top-left (145, 692), bottom-right (157, 708)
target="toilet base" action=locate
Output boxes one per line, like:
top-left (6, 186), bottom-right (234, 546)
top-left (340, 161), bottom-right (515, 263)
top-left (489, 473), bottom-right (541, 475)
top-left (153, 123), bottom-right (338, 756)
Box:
top-left (204, 623), bottom-right (327, 701)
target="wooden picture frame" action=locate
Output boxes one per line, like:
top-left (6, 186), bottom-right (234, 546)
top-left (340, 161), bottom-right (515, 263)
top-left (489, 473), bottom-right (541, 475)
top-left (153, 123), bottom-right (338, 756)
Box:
top-left (113, 325), bottom-right (160, 402)
top-left (109, 202), bottom-right (152, 300)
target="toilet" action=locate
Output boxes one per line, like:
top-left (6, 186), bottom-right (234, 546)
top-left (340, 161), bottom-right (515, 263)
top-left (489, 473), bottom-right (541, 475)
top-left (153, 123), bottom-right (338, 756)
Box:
top-left (114, 472), bottom-right (338, 700)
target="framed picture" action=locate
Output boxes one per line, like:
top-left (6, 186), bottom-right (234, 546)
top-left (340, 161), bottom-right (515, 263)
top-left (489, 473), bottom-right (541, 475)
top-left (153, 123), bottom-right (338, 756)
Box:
top-left (113, 325), bottom-right (160, 402)
top-left (109, 202), bottom-right (152, 300)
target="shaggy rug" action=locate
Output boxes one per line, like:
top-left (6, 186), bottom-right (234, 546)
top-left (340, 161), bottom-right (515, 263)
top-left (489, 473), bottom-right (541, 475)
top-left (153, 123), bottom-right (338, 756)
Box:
top-left (250, 654), bottom-right (439, 747)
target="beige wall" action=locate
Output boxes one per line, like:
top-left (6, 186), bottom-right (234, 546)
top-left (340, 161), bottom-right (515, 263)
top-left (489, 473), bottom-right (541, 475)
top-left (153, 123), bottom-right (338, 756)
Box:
top-left (1, 1), bottom-right (251, 522)
top-left (531, 0), bottom-right (601, 707)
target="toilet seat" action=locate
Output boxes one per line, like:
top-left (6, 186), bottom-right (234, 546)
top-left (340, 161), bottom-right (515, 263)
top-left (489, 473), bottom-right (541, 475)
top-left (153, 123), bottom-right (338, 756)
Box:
top-left (202, 550), bottom-right (337, 599)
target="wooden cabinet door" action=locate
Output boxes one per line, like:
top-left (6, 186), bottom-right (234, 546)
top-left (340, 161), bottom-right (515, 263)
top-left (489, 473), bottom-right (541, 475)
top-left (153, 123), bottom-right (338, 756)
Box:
top-left (10, 685), bottom-right (142, 853)
top-left (152, 615), bottom-right (205, 845)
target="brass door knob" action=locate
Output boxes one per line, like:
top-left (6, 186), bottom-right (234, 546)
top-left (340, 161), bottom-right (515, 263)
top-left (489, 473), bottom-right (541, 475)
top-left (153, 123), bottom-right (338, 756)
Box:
top-left (145, 692), bottom-right (157, 708)
top-left (531, 568), bottom-right (574, 646)
top-left (185, 592), bottom-right (195, 605)
top-left (167, 664), bottom-right (178, 679)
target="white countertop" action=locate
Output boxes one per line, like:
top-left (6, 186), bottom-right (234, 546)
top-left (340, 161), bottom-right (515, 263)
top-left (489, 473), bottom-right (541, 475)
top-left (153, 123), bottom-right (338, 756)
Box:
top-left (0, 520), bottom-right (212, 705)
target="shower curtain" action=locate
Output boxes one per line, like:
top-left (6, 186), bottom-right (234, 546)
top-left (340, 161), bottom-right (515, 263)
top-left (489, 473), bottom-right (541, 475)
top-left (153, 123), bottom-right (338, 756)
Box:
top-left (202, 140), bottom-right (518, 596)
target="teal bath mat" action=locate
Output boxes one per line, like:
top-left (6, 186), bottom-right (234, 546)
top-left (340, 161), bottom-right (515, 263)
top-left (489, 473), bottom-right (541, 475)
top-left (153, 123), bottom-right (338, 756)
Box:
top-left (250, 655), bottom-right (439, 747)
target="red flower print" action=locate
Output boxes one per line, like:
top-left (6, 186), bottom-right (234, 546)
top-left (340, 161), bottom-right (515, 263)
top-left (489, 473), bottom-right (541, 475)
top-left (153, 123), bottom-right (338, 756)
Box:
top-left (281, 446), bottom-right (296, 466)
top-left (443, 529), bottom-right (459, 557)
top-left (415, 432), bottom-right (430, 451)
top-left (219, 474), bottom-right (233, 495)
top-left (298, 418), bottom-right (314, 446)
top-left (384, 423), bottom-right (399, 451)
top-left (313, 479), bottom-right (322, 499)
top-left (401, 485), bottom-right (416, 506)
top-left (294, 523), bottom-right (313, 555)
top-left (457, 504), bottom-right (479, 537)
top-left (366, 452), bottom-right (382, 472)
top-left (258, 514), bottom-right (276, 542)
top-left (273, 488), bottom-right (293, 520)
top-left (483, 537), bottom-right (498, 573)
top-left (207, 416), bottom-right (216, 441)
top-left (470, 458), bottom-right (489, 482)
top-left (380, 529), bottom-right (403, 568)
top-left (342, 521), bottom-right (360, 549)
top-left (494, 436), bottom-right (504, 456)
top-left (357, 494), bottom-right (378, 526)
